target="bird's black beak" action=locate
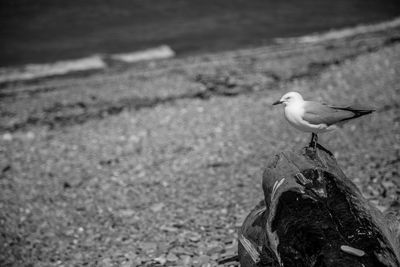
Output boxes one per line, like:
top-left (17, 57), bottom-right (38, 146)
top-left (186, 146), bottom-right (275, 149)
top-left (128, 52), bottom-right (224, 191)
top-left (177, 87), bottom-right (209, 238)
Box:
top-left (272, 100), bottom-right (282, 105)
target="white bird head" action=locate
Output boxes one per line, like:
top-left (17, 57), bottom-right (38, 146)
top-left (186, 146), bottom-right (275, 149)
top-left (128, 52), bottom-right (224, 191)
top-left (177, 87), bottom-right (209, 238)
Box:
top-left (273, 91), bottom-right (304, 106)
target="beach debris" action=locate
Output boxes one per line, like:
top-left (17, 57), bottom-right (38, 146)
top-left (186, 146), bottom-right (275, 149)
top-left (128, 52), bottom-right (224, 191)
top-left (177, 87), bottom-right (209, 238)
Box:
top-left (340, 245), bottom-right (366, 257)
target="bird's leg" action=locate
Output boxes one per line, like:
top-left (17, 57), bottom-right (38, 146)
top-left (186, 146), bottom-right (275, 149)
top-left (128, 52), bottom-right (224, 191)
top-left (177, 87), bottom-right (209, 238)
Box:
top-left (310, 133), bottom-right (334, 156)
top-left (309, 133), bottom-right (316, 148)
top-left (308, 133), bottom-right (333, 156)
top-left (309, 133), bottom-right (318, 149)
top-left (316, 143), bottom-right (334, 156)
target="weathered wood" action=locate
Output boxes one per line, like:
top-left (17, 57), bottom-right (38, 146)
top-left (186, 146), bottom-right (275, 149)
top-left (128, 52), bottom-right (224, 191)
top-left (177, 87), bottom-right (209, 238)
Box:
top-left (239, 147), bottom-right (400, 267)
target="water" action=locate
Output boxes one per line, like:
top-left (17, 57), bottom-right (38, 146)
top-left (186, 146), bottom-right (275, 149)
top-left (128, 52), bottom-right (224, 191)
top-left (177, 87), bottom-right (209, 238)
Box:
top-left (1, 0), bottom-right (400, 67)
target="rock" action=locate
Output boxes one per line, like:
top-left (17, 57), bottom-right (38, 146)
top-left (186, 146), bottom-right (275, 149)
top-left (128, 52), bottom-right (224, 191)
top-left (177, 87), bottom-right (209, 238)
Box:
top-left (206, 243), bottom-right (223, 256)
top-left (170, 247), bottom-right (191, 256)
top-left (180, 255), bottom-right (192, 266)
top-left (2, 133), bottom-right (12, 141)
top-left (150, 203), bottom-right (165, 212)
top-left (160, 225), bottom-right (179, 232)
top-left (141, 242), bottom-right (157, 254)
top-left (100, 258), bottom-right (113, 267)
top-left (166, 253), bottom-right (179, 262)
top-left (153, 255), bottom-right (167, 265)
top-left (26, 132), bottom-right (35, 139)
top-left (187, 231), bottom-right (201, 242)
top-left (238, 147), bottom-right (400, 266)
top-left (194, 255), bottom-right (210, 266)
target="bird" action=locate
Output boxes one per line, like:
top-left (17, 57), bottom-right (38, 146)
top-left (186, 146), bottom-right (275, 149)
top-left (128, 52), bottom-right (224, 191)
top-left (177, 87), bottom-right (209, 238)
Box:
top-left (272, 92), bottom-right (375, 153)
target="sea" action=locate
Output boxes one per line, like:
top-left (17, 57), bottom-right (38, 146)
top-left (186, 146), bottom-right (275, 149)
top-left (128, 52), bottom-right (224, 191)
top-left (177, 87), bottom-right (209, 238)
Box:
top-left (1, 0), bottom-right (400, 67)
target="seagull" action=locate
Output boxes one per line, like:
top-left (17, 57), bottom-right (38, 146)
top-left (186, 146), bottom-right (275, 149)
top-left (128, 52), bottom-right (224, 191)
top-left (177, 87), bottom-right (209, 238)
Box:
top-left (272, 92), bottom-right (375, 153)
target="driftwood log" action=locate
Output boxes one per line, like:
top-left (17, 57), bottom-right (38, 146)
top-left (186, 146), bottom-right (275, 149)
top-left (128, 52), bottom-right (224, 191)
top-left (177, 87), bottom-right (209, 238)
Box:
top-left (238, 147), bottom-right (400, 267)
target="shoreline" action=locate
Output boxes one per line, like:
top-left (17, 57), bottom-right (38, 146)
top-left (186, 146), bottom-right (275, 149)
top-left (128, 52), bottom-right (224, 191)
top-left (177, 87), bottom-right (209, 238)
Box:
top-left (1, 20), bottom-right (399, 134)
top-left (1, 16), bottom-right (399, 84)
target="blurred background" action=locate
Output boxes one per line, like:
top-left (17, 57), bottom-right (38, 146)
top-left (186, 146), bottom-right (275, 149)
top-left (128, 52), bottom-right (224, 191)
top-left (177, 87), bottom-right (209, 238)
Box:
top-left (1, 0), bottom-right (400, 67)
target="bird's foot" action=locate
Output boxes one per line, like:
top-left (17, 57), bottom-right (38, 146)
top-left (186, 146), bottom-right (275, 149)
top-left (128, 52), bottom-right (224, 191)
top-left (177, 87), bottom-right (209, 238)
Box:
top-left (316, 143), bottom-right (333, 156)
top-left (309, 141), bottom-right (317, 149)
top-left (308, 133), bottom-right (333, 156)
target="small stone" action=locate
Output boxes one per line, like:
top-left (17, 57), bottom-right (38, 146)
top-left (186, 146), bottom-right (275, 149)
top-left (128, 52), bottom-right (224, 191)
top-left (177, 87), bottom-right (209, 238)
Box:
top-left (180, 255), bottom-right (192, 265)
top-left (166, 253), bottom-right (179, 262)
top-left (206, 243), bottom-right (223, 256)
top-left (382, 180), bottom-right (395, 189)
top-left (187, 232), bottom-right (201, 242)
top-left (170, 246), bottom-right (191, 256)
top-left (120, 261), bottom-right (133, 267)
top-left (26, 132), bottom-right (35, 139)
top-left (150, 203), bottom-right (165, 212)
top-left (160, 225), bottom-right (179, 232)
top-left (154, 255), bottom-right (167, 265)
top-left (194, 255), bottom-right (210, 266)
top-left (65, 229), bottom-right (74, 236)
top-left (210, 253), bottom-right (220, 260)
top-left (141, 242), bottom-right (157, 253)
top-left (2, 133), bottom-right (12, 141)
top-left (156, 242), bottom-right (169, 254)
top-left (120, 209), bottom-right (136, 217)
top-left (129, 135), bottom-right (140, 143)
top-left (101, 258), bottom-right (113, 267)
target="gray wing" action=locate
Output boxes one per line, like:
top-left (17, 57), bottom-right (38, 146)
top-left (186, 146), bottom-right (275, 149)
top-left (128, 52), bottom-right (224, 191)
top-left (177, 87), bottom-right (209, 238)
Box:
top-left (302, 101), bottom-right (374, 126)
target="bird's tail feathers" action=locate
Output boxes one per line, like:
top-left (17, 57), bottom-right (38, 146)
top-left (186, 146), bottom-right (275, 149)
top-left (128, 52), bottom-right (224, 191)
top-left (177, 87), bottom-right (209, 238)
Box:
top-left (331, 106), bottom-right (375, 121)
